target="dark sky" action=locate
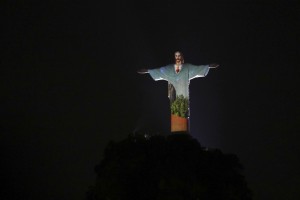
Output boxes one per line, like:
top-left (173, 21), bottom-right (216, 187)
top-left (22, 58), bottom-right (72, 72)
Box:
top-left (1, 1), bottom-right (299, 200)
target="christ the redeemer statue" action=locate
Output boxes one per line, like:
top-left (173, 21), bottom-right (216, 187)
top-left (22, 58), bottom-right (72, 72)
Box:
top-left (138, 51), bottom-right (219, 133)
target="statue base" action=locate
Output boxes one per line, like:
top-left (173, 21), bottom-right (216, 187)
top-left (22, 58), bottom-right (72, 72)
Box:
top-left (171, 114), bottom-right (188, 132)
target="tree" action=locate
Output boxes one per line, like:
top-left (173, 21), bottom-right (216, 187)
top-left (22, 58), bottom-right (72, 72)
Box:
top-left (87, 133), bottom-right (252, 200)
top-left (171, 95), bottom-right (189, 118)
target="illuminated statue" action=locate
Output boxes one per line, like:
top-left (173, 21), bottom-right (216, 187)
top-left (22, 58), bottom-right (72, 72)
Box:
top-left (138, 51), bottom-right (219, 133)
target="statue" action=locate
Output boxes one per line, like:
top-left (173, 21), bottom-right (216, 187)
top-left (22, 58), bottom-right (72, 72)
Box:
top-left (138, 51), bottom-right (219, 133)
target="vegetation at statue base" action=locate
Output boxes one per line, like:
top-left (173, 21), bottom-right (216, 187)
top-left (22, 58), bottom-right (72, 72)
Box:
top-left (86, 133), bottom-right (253, 200)
top-left (170, 95), bottom-right (189, 118)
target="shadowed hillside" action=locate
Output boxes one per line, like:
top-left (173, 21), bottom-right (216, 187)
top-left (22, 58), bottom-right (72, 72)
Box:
top-left (87, 133), bottom-right (252, 200)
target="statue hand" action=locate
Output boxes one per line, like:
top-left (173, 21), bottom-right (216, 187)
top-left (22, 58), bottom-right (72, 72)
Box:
top-left (209, 63), bottom-right (219, 68)
top-left (137, 69), bottom-right (149, 74)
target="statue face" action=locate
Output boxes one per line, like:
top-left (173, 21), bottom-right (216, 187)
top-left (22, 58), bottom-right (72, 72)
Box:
top-left (174, 52), bottom-right (183, 63)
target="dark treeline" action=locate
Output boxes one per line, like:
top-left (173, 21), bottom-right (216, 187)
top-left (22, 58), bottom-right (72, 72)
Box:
top-left (86, 133), bottom-right (252, 200)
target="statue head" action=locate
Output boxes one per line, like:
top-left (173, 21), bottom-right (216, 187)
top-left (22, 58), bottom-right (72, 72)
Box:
top-left (174, 51), bottom-right (184, 64)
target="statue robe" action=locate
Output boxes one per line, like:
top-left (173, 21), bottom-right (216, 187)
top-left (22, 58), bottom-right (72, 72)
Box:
top-left (148, 63), bottom-right (210, 132)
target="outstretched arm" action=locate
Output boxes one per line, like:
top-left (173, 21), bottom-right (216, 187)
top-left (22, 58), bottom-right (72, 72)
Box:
top-left (209, 63), bottom-right (220, 68)
top-left (137, 68), bottom-right (149, 74)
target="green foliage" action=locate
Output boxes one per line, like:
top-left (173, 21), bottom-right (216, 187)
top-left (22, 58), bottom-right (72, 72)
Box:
top-left (170, 95), bottom-right (189, 118)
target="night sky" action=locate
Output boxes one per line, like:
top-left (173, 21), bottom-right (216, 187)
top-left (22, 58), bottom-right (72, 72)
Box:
top-left (1, 1), bottom-right (299, 200)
